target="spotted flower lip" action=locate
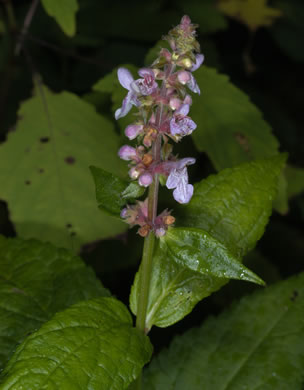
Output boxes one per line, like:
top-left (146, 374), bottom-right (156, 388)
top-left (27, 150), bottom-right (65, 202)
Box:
top-left (170, 104), bottom-right (197, 137)
top-left (166, 158), bottom-right (196, 204)
top-left (115, 68), bottom-right (140, 120)
top-left (132, 68), bottom-right (158, 96)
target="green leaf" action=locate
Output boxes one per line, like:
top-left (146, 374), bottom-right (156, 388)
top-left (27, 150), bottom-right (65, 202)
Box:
top-left (286, 165), bottom-right (304, 199)
top-left (0, 236), bottom-right (109, 370)
top-left (178, 155), bottom-right (287, 259)
top-left (163, 227), bottom-right (264, 285)
top-left (130, 156), bottom-right (284, 328)
top-left (122, 182), bottom-right (146, 200)
top-left (41, 0), bottom-right (79, 37)
top-left (191, 66), bottom-right (280, 170)
top-left (0, 297), bottom-right (153, 389)
top-left (0, 86), bottom-right (126, 252)
top-left (144, 272), bottom-right (304, 390)
top-left (90, 166), bottom-right (127, 216)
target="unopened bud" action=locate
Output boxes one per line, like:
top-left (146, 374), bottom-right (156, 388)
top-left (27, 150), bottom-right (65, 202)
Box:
top-left (138, 224), bottom-right (151, 237)
top-left (155, 228), bottom-right (166, 237)
top-left (169, 97), bottom-right (182, 110)
top-left (177, 71), bottom-right (191, 85)
top-left (125, 124), bottom-right (143, 140)
top-left (142, 154), bottom-right (153, 166)
top-left (163, 215), bottom-right (175, 225)
top-left (139, 172), bottom-right (153, 187)
top-left (129, 167), bottom-right (140, 179)
top-left (118, 145), bottom-right (137, 161)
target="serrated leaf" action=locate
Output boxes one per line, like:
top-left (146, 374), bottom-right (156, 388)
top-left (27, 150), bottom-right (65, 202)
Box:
top-left (178, 155), bottom-right (286, 259)
top-left (0, 86), bottom-right (126, 252)
top-left (41, 0), bottom-right (78, 36)
top-left (144, 273), bottom-right (304, 390)
top-left (217, 0), bottom-right (282, 31)
top-left (0, 236), bottom-right (109, 369)
top-left (90, 166), bottom-right (127, 216)
top-left (191, 66), bottom-right (280, 171)
top-left (0, 297), bottom-right (153, 389)
top-left (131, 156), bottom-right (284, 328)
top-left (163, 227), bottom-right (264, 285)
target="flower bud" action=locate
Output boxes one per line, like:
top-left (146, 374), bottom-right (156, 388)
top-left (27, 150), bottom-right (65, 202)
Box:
top-left (118, 145), bottom-right (137, 161)
top-left (139, 172), bottom-right (153, 187)
top-left (169, 97), bottom-right (182, 110)
top-left (125, 124), bottom-right (143, 140)
top-left (138, 224), bottom-right (151, 237)
top-left (129, 167), bottom-right (141, 179)
top-left (155, 228), bottom-right (166, 237)
top-left (177, 71), bottom-right (191, 85)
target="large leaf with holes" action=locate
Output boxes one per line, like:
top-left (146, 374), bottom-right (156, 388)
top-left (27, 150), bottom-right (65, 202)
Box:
top-left (0, 297), bottom-right (152, 389)
top-left (191, 66), bottom-right (279, 171)
top-left (0, 236), bottom-right (109, 370)
top-left (130, 156), bottom-right (284, 328)
top-left (144, 272), bottom-right (304, 390)
top-left (0, 86), bottom-right (126, 252)
top-left (41, 0), bottom-right (79, 36)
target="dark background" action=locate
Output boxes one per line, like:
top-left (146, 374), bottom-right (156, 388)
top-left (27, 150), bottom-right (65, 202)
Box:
top-left (0, 0), bottom-right (303, 352)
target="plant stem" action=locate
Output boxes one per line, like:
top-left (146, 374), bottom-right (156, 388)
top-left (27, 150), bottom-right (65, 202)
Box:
top-left (135, 229), bottom-right (156, 333)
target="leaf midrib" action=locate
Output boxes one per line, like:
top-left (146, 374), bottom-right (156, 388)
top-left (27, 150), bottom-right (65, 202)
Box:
top-left (220, 304), bottom-right (289, 390)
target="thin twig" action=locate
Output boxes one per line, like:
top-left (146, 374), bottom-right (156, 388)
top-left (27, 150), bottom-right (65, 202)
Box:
top-left (15, 0), bottom-right (40, 56)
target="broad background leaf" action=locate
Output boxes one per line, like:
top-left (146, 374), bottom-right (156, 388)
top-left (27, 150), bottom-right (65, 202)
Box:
top-left (217, 0), bottom-right (282, 31)
top-left (41, 0), bottom-right (79, 37)
top-left (130, 156), bottom-right (284, 328)
top-left (0, 236), bottom-right (109, 369)
top-left (0, 86), bottom-right (126, 252)
top-left (0, 297), bottom-right (152, 390)
top-left (178, 155), bottom-right (286, 258)
top-left (144, 272), bottom-right (304, 390)
top-left (191, 66), bottom-right (280, 171)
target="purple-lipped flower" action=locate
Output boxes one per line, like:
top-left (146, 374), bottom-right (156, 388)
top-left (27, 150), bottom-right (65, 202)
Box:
top-left (166, 158), bottom-right (196, 204)
top-left (115, 68), bottom-right (158, 120)
top-left (177, 71), bottom-right (200, 94)
top-left (132, 68), bottom-right (158, 96)
top-left (170, 104), bottom-right (197, 138)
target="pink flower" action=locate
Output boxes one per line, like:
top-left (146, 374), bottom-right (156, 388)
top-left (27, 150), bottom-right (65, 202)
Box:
top-left (166, 158), bottom-right (196, 204)
top-left (170, 104), bottom-right (197, 137)
top-left (190, 54), bottom-right (204, 72)
top-left (125, 124), bottom-right (144, 140)
top-left (138, 172), bottom-right (153, 187)
top-left (118, 145), bottom-right (137, 161)
top-left (132, 68), bottom-right (158, 96)
top-left (115, 68), bottom-right (140, 120)
top-left (177, 71), bottom-right (200, 94)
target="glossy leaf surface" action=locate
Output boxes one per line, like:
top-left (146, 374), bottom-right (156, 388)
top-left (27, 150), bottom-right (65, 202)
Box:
top-left (0, 298), bottom-right (153, 390)
top-left (162, 227), bottom-right (264, 285)
top-left (0, 236), bottom-right (108, 369)
top-left (131, 156), bottom-right (284, 328)
top-left (178, 155), bottom-right (286, 259)
top-left (144, 273), bottom-right (304, 390)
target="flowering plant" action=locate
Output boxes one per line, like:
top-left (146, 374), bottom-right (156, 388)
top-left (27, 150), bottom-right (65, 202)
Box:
top-left (0, 6), bottom-right (301, 390)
